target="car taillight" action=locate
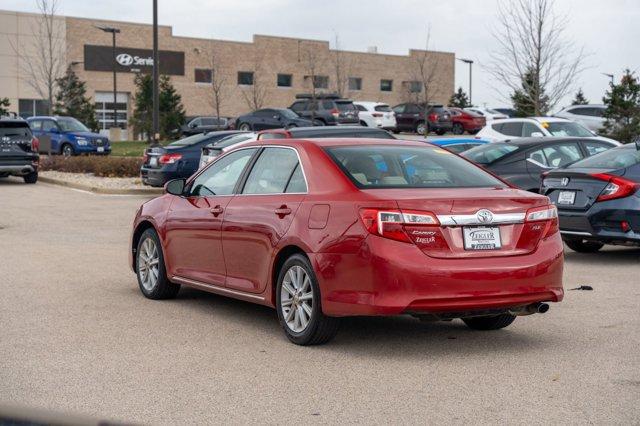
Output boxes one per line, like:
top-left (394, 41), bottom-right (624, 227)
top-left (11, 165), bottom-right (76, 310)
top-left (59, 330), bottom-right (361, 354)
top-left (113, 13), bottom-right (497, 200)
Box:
top-left (428, 113), bottom-right (438, 122)
top-left (359, 208), bottom-right (439, 243)
top-left (372, 113), bottom-right (383, 118)
top-left (330, 108), bottom-right (340, 118)
top-left (159, 153), bottom-right (182, 164)
top-left (525, 205), bottom-right (558, 238)
top-left (31, 136), bottom-right (39, 153)
top-left (590, 173), bottom-right (640, 202)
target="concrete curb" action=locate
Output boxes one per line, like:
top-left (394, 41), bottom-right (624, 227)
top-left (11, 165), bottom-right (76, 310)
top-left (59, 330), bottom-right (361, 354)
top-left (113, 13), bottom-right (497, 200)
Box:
top-left (38, 176), bottom-right (164, 196)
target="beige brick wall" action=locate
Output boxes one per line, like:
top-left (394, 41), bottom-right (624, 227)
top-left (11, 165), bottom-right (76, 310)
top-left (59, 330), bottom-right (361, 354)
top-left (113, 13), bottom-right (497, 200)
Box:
top-left (65, 16), bottom-right (454, 127)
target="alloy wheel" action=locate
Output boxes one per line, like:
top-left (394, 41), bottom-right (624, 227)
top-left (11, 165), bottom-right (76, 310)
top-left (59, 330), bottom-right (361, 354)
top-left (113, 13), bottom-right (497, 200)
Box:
top-left (416, 123), bottom-right (427, 135)
top-left (280, 265), bottom-right (314, 333)
top-left (138, 237), bottom-right (160, 291)
top-left (63, 145), bottom-right (73, 157)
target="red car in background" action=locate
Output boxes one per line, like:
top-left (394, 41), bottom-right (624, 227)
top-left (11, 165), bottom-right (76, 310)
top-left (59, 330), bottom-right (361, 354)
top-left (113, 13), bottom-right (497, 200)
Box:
top-left (130, 138), bottom-right (564, 345)
top-left (449, 107), bottom-right (486, 135)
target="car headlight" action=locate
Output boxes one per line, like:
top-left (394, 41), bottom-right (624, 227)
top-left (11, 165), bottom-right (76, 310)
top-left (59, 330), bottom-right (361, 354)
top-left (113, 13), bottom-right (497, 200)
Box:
top-left (76, 138), bottom-right (88, 146)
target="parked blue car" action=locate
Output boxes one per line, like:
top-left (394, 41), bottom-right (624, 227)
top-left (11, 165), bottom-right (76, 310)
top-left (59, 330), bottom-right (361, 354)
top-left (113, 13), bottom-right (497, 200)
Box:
top-left (27, 116), bottom-right (111, 156)
top-left (427, 137), bottom-right (490, 154)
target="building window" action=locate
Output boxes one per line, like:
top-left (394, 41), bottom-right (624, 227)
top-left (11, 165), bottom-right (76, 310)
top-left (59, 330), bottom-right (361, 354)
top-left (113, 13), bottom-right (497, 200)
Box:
top-left (94, 92), bottom-right (128, 132)
top-left (238, 71), bottom-right (254, 86)
top-left (380, 79), bottom-right (393, 92)
top-left (306, 75), bottom-right (329, 89)
top-left (403, 81), bottom-right (422, 93)
top-left (348, 77), bottom-right (362, 91)
top-left (277, 74), bottom-right (292, 87)
top-left (195, 68), bottom-right (213, 84)
top-left (18, 99), bottom-right (49, 118)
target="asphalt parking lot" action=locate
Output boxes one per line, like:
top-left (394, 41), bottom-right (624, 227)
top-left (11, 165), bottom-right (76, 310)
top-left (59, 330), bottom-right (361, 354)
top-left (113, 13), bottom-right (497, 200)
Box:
top-left (1, 179), bottom-right (639, 425)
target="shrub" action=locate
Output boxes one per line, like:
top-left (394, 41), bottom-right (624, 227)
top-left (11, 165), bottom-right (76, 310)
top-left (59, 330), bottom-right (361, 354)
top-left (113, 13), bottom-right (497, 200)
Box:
top-left (40, 155), bottom-right (143, 178)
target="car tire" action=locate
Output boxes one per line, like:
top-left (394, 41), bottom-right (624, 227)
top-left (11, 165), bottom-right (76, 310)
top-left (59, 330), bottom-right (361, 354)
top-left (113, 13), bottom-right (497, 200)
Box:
top-left (23, 171), bottom-right (38, 184)
top-left (468, 129), bottom-right (480, 135)
top-left (391, 128), bottom-right (401, 134)
top-left (415, 121), bottom-right (427, 135)
top-left (136, 228), bottom-right (180, 300)
top-left (360, 120), bottom-right (368, 127)
top-left (463, 314), bottom-right (516, 330)
top-left (564, 238), bottom-right (604, 253)
top-left (238, 123), bottom-right (252, 131)
top-left (452, 123), bottom-right (464, 135)
top-left (61, 144), bottom-right (74, 157)
top-left (276, 254), bottom-right (340, 345)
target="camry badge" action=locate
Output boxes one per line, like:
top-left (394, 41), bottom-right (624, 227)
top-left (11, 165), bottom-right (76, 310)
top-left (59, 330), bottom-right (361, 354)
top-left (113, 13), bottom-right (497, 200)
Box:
top-left (1, 136), bottom-right (9, 142)
top-left (476, 209), bottom-right (494, 224)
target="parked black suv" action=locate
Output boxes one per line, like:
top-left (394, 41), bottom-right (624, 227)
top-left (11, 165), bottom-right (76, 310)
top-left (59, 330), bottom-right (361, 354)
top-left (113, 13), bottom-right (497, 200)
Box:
top-left (0, 118), bottom-right (39, 184)
top-left (180, 116), bottom-right (232, 136)
top-left (289, 94), bottom-right (359, 126)
top-left (235, 108), bottom-right (312, 131)
top-left (393, 103), bottom-right (452, 135)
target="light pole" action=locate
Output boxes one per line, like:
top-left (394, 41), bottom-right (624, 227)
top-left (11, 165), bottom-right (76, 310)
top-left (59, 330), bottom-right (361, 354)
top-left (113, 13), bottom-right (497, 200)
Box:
top-left (457, 58), bottom-right (474, 105)
top-left (152, 0), bottom-right (160, 145)
top-left (96, 26), bottom-right (121, 129)
top-left (602, 73), bottom-right (614, 85)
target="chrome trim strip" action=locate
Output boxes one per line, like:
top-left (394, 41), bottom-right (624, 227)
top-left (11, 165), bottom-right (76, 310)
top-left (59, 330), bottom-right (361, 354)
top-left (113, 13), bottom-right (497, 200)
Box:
top-left (560, 230), bottom-right (592, 236)
top-left (437, 212), bottom-right (526, 226)
top-left (171, 275), bottom-right (265, 302)
top-left (0, 165), bottom-right (35, 173)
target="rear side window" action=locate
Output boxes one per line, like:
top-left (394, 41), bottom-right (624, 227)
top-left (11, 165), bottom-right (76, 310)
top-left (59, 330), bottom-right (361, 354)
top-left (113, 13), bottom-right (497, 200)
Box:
top-left (290, 101), bottom-right (307, 112)
top-left (327, 145), bottom-right (505, 189)
top-left (569, 146), bottom-right (640, 169)
top-left (462, 143), bottom-right (519, 165)
top-left (321, 100), bottom-right (334, 110)
top-left (527, 143), bottom-right (582, 168)
top-left (355, 104), bottom-right (367, 112)
top-left (583, 141), bottom-right (612, 156)
top-left (374, 104), bottom-right (392, 112)
top-left (243, 147), bottom-right (305, 194)
top-left (498, 122), bottom-right (524, 137)
top-left (0, 122), bottom-right (32, 138)
top-left (336, 102), bottom-right (356, 111)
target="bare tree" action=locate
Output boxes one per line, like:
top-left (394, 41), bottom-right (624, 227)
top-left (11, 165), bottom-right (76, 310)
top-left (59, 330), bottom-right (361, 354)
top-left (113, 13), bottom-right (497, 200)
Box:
top-left (407, 26), bottom-right (440, 107)
top-left (240, 52), bottom-right (268, 111)
top-left (11, 0), bottom-right (65, 115)
top-left (332, 33), bottom-right (352, 97)
top-left (205, 44), bottom-right (227, 121)
top-left (486, 0), bottom-right (587, 115)
top-left (302, 45), bottom-right (322, 122)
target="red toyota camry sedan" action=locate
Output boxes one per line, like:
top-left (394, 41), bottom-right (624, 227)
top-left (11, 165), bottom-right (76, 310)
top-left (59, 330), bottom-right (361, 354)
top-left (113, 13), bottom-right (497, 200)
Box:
top-left (130, 138), bottom-right (563, 345)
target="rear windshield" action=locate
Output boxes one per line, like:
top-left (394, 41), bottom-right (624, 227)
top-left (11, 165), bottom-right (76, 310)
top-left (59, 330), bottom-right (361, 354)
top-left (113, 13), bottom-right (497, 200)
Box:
top-left (215, 134), bottom-right (254, 149)
top-left (168, 133), bottom-right (209, 147)
top-left (462, 143), bottom-right (519, 165)
top-left (568, 146), bottom-right (640, 169)
top-left (544, 121), bottom-right (593, 137)
top-left (326, 145), bottom-right (505, 189)
top-left (374, 104), bottom-right (392, 112)
top-left (336, 101), bottom-right (356, 111)
top-left (0, 122), bottom-right (31, 138)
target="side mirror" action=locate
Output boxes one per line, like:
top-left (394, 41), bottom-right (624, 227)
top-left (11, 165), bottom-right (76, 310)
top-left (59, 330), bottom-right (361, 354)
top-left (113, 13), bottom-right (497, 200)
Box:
top-left (165, 178), bottom-right (186, 196)
top-left (190, 122), bottom-right (198, 128)
top-left (530, 132), bottom-right (543, 137)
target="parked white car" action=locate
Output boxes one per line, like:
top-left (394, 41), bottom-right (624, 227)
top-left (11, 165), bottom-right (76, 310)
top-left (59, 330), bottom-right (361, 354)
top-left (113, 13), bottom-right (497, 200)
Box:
top-left (554, 104), bottom-right (606, 132)
top-left (464, 107), bottom-right (508, 121)
top-left (353, 101), bottom-right (396, 130)
top-left (199, 132), bottom-right (257, 168)
top-left (476, 117), bottom-right (621, 145)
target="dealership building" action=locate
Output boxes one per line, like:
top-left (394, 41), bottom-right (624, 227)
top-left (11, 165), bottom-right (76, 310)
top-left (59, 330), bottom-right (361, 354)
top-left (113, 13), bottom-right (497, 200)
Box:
top-left (1, 9), bottom-right (455, 139)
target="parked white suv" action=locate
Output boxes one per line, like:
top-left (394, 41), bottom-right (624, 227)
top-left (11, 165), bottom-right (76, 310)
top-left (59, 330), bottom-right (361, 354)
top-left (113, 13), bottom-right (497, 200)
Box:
top-left (554, 104), bottom-right (606, 132)
top-left (464, 107), bottom-right (508, 121)
top-left (353, 102), bottom-right (396, 130)
top-left (476, 117), bottom-right (620, 145)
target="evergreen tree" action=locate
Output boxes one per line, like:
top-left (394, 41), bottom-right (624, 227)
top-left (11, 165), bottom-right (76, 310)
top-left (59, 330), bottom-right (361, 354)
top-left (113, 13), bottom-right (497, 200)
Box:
top-left (130, 73), bottom-right (185, 142)
top-left (0, 98), bottom-right (10, 116)
top-left (511, 68), bottom-right (550, 117)
top-left (448, 87), bottom-right (471, 108)
top-left (602, 69), bottom-right (640, 144)
top-left (53, 66), bottom-right (99, 131)
top-left (571, 88), bottom-right (589, 105)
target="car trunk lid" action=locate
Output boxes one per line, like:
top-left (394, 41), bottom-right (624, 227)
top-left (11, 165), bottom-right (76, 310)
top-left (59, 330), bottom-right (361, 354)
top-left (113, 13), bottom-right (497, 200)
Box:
top-left (541, 168), bottom-right (621, 211)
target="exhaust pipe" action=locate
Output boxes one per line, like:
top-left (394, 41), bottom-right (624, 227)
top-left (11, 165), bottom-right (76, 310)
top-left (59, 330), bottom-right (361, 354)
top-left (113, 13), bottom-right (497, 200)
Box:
top-left (512, 302), bottom-right (549, 316)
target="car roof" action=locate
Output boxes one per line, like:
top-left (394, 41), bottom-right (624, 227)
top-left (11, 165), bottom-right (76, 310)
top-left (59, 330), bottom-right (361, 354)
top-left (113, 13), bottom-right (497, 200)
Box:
top-left (249, 137), bottom-right (426, 149)
top-left (353, 101), bottom-right (387, 106)
top-left (496, 136), bottom-right (611, 147)
top-left (429, 138), bottom-right (490, 145)
top-left (286, 126), bottom-right (393, 135)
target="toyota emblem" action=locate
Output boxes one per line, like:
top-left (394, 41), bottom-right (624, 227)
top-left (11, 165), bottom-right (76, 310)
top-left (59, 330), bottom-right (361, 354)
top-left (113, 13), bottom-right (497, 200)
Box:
top-left (476, 209), bottom-right (494, 224)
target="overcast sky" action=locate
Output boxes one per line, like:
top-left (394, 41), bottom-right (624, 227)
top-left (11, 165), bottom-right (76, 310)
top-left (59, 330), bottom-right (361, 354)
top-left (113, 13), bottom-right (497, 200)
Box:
top-left (2, 0), bottom-right (639, 110)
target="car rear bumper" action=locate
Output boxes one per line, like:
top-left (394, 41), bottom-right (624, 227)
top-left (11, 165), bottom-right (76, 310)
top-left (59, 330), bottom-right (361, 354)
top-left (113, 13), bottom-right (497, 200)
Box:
top-left (140, 167), bottom-right (180, 187)
top-left (559, 202), bottom-right (640, 245)
top-left (428, 122), bottom-right (453, 132)
top-left (0, 164), bottom-right (37, 175)
top-left (313, 234), bottom-right (564, 317)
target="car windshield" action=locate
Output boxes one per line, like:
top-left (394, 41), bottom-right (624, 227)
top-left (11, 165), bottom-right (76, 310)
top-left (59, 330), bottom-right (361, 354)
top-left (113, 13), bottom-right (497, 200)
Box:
top-left (215, 133), bottom-right (254, 149)
top-left (462, 143), bottom-right (519, 165)
top-left (168, 133), bottom-right (209, 147)
top-left (278, 109), bottom-right (299, 119)
top-left (544, 121), bottom-right (593, 137)
top-left (568, 145), bottom-right (640, 169)
top-left (326, 145), bottom-right (506, 188)
top-left (0, 122), bottom-right (31, 137)
top-left (57, 117), bottom-right (89, 132)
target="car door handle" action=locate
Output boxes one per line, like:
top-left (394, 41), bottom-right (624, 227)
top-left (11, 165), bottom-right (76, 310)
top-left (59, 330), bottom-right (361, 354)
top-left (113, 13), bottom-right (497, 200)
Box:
top-left (274, 206), bottom-right (292, 217)
top-left (210, 206), bottom-right (224, 216)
